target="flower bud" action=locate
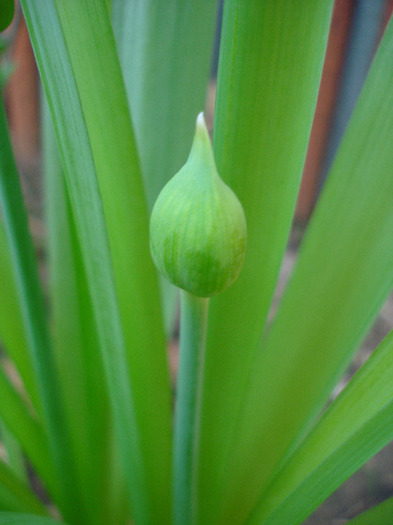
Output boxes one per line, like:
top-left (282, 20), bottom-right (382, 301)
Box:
top-left (150, 113), bottom-right (247, 298)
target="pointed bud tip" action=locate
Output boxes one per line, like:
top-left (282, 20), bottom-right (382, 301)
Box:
top-left (196, 112), bottom-right (205, 128)
top-left (195, 112), bottom-right (209, 141)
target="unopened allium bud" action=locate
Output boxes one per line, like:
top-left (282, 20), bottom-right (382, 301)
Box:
top-left (150, 113), bottom-right (247, 298)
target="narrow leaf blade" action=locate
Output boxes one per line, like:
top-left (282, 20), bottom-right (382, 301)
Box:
top-left (0, 98), bottom-right (82, 519)
top-left (112, 0), bottom-right (218, 331)
top-left (249, 329), bottom-right (393, 524)
top-left (0, 0), bottom-right (14, 31)
top-left (0, 222), bottom-right (40, 409)
top-left (42, 100), bottom-right (122, 525)
top-left (21, 1), bottom-right (172, 521)
top-left (197, 2), bottom-right (334, 522)
top-left (0, 363), bottom-right (58, 505)
top-left (52, 1), bottom-right (172, 519)
top-left (0, 420), bottom-right (27, 482)
top-left (221, 14), bottom-right (393, 524)
top-left (0, 463), bottom-right (47, 516)
top-left (347, 497), bottom-right (393, 524)
top-left (112, 0), bottom-right (218, 209)
top-left (0, 513), bottom-right (64, 525)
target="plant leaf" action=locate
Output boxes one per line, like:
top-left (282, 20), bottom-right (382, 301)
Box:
top-left (0, 97), bottom-right (82, 518)
top-left (0, 361), bottom-right (58, 506)
top-left (42, 99), bottom-right (124, 525)
top-left (248, 329), bottom-right (393, 524)
top-left (197, 2), bottom-right (334, 522)
top-left (112, 0), bottom-right (219, 331)
top-left (0, 513), bottom-right (64, 525)
top-left (0, 463), bottom-right (47, 516)
top-left (0, 222), bottom-right (40, 409)
top-left (112, 0), bottom-right (218, 210)
top-left (0, 420), bottom-right (27, 482)
top-left (21, 1), bottom-right (172, 522)
top-left (219, 13), bottom-right (393, 525)
top-left (0, 0), bottom-right (14, 32)
top-left (347, 496), bottom-right (393, 524)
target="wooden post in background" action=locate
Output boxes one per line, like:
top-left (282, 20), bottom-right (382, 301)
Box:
top-left (4, 12), bottom-right (40, 174)
top-left (295, 0), bottom-right (355, 223)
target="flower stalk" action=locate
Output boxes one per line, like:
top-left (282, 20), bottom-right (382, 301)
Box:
top-left (150, 112), bottom-right (247, 523)
top-left (174, 291), bottom-right (209, 525)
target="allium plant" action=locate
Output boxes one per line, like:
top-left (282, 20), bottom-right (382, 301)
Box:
top-left (1, 2), bottom-right (393, 525)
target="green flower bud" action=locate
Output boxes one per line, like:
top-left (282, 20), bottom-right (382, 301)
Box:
top-left (150, 113), bottom-right (247, 298)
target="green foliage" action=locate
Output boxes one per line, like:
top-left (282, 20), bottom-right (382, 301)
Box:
top-left (112, 0), bottom-right (218, 331)
top-left (0, 514), bottom-right (64, 525)
top-left (0, 466), bottom-right (46, 516)
top-left (0, 0), bottom-right (14, 32)
top-left (249, 329), bottom-right (393, 524)
top-left (0, 0), bottom-right (392, 524)
top-left (215, 11), bottom-right (393, 524)
top-left (348, 496), bottom-right (393, 524)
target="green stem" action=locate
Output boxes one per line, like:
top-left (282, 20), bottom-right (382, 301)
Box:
top-left (174, 291), bottom-right (209, 525)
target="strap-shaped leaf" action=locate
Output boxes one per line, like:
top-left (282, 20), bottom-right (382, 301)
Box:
top-left (0, 420), bottom-right (27, 483)
top-left (0, 222), bottom-right (39, 409)
top-left (112, 0), bottom-right (218, 210)
top-left (0, 98), bottom-right (81, 518)
top-left (112, 0), bottom-right (218, 331)
top-left (0, 513), bottom-right (64, 525)
top-left (0, 463), bottom-right (46, 515)
top-left (0, 362), bottom-right (57, 506)
top-left (197, 2), bottom-right (334, 522)
top-left (347, 496), bottom-right (393, 524)
top-left (220, 13), bottom-right (393, 525)
top-left (21, 1), bottom-right (172, 522)
top-left (42, 101), bottom-right (123, 525)
top-left (248, 329), bottom-right (393, 524)
top-left (0, 0), bottom-right (14, 31)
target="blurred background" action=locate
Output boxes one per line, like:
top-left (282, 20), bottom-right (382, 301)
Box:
top-left (2, 0), bottom-right (393, 522)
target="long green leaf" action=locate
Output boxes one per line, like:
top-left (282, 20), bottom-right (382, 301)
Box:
top-left (197, 2), bottom-right (334, 522)
top-left (0, 46), bottom-right (39, 410)
top-left (0, 513), bottom-right (63, 525)
top-left (0, 463), bottom-right (46, 515)
top-left (48, 7), bottom-right (172, 519)
top-left (112, 0), bottom-right (218, 210)
top-left (42, 100), bottom-right (124, 525)
top-left (347, 497), bottom-right (393, 524)
top-left (0, 99), bottom-right (82, 520)
top-left (219, 13), bottom-right (393, 525)
top-left (0, 363), bottom-right (57, 506)
top-left (0, 420), bottom-right (27, 482)
top-left (112, 0), bottom-right (218, 331)
top-left (0, 0), bottom-right (14, 31)
top-left (21, 2), bottom-right (172, 522)
top-left (0, 222), bottom-right (40, 409)
top-left (248, 329), bottom-right (393, 524)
